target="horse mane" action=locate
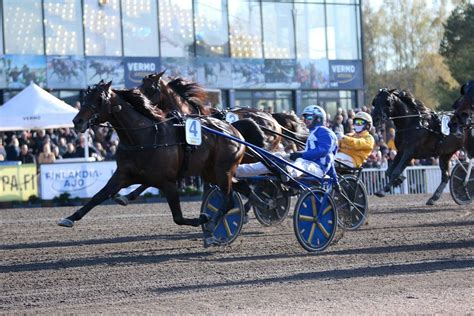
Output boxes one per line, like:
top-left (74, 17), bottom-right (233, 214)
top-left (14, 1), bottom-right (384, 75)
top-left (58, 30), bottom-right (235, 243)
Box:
top-left (392, 89), bottom-right (431, 114)
top-left (113, 88), bottom-right (164, 121)
top-left (164, 77), bottom-right (211, 115)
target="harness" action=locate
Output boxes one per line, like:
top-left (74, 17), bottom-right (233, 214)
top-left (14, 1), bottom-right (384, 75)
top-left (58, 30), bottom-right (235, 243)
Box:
top-left (86, 92), bottom-right (193, 178)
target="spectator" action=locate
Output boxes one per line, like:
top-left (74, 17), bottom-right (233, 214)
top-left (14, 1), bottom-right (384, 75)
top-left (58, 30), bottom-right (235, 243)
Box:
top-left (38, 143), bottom-right (56, 164)
top-left (18, 130), bottom-right (32, 147)
top-left (62, 142), bottom-right (77, 159)
top-left (0, 137), bottom-right (7, 161)
top-left (94, 141), bottom-right (106, 161)
top-left (75, 134), bottom-right (98, 159)
top-left (52, 145), bottom-right (63, 160)
top-left (32, 129), bottom-right (48, 155)
top-left (332, 114), bottom-right (345, 139)
top-left (17, 144), bottom-right (36, 164)
top-left (57, 137), bottom-right (68, 156)
top-left (386, 128), bottom-right (396, 151)
top-left (6, 137), bottom-right (20, 161)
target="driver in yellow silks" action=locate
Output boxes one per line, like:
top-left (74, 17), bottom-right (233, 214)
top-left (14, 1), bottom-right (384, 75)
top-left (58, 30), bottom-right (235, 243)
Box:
top-left (335, 111), bottom-right (375, 168)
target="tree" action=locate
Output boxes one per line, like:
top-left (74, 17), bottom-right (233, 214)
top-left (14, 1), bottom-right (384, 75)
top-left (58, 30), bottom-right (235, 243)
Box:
top-left (363, 0), bottom-right (460, 109)
top-left (440, 3), bottom-right (474, 84)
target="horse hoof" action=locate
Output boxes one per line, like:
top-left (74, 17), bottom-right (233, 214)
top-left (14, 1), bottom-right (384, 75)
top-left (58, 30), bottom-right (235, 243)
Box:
top-left (243, 214), bottom-right (249, 225)
top-left (203, 236), bottom-right (219, 248)
top-left (374, 190), bottom-right (385, 198)
top-left (58, 218), bottom-right (74, 227)
top-left (199, 213), bottom-right (211, 224)
top-left (114, 196), bottom-right (129, 206)
top-left (426, 199), bottom-right (435, 206)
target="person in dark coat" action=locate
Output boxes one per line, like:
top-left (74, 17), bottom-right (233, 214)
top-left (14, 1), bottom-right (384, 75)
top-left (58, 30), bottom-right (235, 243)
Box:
top-left (17, 144), bottom-right (36, 164)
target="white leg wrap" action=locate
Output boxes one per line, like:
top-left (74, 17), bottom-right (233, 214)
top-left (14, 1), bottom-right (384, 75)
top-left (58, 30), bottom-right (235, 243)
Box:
top-left (288, 158), bottom-right (324, 178)
top-left (236, 162), bottom-right (270, 177)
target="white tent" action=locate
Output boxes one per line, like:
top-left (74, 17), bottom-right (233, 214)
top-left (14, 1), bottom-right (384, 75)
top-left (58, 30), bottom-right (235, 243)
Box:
top-left (0, 83), bottom-right (78, 131)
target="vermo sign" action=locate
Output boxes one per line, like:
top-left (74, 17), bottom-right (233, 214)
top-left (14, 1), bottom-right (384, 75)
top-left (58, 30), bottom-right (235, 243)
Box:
top-left (0, 164), bottom-right (38, 201)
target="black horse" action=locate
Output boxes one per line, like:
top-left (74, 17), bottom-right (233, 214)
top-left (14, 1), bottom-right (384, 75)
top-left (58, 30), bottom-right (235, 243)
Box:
top-left (448, 80), bottom-right (474, 157)
top-left (58, 80), bottom-right (247, 247)
top-left (371, 88), bottom-right (463, 205)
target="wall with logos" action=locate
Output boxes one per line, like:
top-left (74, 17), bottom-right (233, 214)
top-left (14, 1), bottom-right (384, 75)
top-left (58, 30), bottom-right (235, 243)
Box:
top-left (0, 55), bottom-right (363, 91)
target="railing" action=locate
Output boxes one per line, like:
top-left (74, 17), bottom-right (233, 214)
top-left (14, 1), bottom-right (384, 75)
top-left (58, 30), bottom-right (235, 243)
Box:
top-left (361, 165), bottom-right (449, 195)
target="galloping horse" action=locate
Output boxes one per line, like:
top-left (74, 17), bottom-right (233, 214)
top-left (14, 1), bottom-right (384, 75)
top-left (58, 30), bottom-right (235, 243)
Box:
top-left (371, 88), bottom-right (463, 205)
top-left (448, 80), bottom-right (474, 157)
top-left (58, 80), bottom-right (246, 246)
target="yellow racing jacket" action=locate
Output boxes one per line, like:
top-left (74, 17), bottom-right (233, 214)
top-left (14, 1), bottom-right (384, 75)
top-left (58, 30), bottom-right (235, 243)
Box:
top-left (338, 130), bottom-right (375, 167)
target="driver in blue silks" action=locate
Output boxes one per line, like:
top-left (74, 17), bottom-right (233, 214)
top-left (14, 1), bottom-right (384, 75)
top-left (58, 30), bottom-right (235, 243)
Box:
top-left (236, 105), bottom-right (338, 181)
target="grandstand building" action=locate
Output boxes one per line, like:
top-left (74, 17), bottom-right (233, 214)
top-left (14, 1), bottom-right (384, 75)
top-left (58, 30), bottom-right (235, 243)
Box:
top-left (0, 0), bottom-right (363, 117)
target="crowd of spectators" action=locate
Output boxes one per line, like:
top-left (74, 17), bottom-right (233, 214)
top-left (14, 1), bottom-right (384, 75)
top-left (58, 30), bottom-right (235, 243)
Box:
top-left (0, 123), bottom-right (118, 165)
top-left (0, 102), bottom-right (467, 169)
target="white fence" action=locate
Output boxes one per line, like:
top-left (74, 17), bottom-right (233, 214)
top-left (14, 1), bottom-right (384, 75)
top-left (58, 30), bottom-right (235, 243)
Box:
top-left (361, 166), bottom-right (449, 195)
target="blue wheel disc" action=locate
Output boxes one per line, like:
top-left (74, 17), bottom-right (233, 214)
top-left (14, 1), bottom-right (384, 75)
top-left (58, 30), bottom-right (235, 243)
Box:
top-left (201, 187), bottom-right (244, 245)
top-left (293, 188), bottom-right (337, 252)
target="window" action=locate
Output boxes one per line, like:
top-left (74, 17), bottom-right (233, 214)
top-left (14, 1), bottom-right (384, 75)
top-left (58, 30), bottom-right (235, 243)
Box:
top-left (84, 0), bottom-right (122, 56)
top-left (44, 0), bottom-right (83, 55)
top-left (235, 90), bottom-right (293, 113)
top-left (159, 0), bottom-right (194, 57)
top-left (121, 0), bottom-right (159, 57)
top-left (302, 90), bottom-right (355, 118)
top-left (3, 0), bottom-right (44, 54)
top-left (262, 2), bottom-right (295, 59)
top-left (195, 0), bottom-right (229, 57)
top-left (295, 3), bottom-right (326, 59)
top-left (228, 0), bottom-right (262, 58)
top-left (326, 4), bottom-right (360, 59)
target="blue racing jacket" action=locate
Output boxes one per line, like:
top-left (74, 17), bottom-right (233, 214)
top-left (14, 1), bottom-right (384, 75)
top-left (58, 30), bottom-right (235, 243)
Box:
top-left (302, 125), bottom-right (338, 180)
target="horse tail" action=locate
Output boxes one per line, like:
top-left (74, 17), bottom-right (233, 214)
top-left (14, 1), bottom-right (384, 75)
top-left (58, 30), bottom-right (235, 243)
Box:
top-left (231, 118), bottom-right (267, 149)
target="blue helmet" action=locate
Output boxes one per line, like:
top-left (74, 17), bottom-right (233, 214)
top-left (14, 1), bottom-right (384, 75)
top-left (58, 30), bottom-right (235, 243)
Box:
top-left (302, 105), bottom-right (326, 126)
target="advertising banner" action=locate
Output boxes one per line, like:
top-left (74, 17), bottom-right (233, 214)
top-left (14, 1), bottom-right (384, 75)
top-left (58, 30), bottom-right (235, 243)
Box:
top-left (295, 59), bottom-right (329, 89)
top-left (124, 57), bottom-right (160, 88)
top-left (161, 57), bottom-right (197, 81)
top-left (328, 60), bottom-right (363, 89)
top-left (86, 57), bottom-right (125, 88)
top-left (0, 164), bottom-right (38, 202)
top-left (4, 55), bottom-right (47, 88)
top-left (264, 59), bottom-right (299, 89)
top-left (231, 59), bottom-right (265, 89)
top-left (195, 57), bottom-right (232, 89)
top-left (40, 162), bottom-right (158, 200)
top-left (47, 56), bottom-right (86, 89)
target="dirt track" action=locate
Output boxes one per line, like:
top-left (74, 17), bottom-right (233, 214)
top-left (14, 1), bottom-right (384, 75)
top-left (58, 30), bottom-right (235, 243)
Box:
top-left (1, 194), bottom-right (473, 314)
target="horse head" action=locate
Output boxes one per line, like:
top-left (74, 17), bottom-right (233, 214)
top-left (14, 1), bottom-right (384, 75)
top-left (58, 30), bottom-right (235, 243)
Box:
top-left (73, 80), bottom-right (115, 132)
top-left (449, 80), bottom-right (474, 134)
top-left (371, 88), bottom-right (395, 128)
top-left (140, 70), bottom-right (166, 104)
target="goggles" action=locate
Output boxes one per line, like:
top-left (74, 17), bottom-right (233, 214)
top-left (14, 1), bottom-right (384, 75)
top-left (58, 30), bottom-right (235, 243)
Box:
top-left (354, 118), bottom-right (366, 126)
top-left (303, 114), bottom-right (314, 121)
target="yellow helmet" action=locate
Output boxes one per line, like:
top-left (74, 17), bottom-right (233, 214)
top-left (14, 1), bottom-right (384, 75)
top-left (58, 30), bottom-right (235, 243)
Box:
top-left (354, 111), bottom-right (373, 126)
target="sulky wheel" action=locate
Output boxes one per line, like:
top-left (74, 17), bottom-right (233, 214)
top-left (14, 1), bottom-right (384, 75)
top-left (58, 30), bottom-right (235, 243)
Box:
top-left (200, 187), bottom-right (245, 246)
top-left (449, 162), bottom-right (474, 205)
top-left (252, 179), bottom-right (291, 226)
top-left (333, 175), bottom-right (369, 230)
top-left (293, 188), bottom-right (338, 252)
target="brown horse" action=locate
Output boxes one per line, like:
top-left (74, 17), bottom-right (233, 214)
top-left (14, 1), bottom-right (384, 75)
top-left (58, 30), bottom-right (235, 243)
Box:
top-left (271, 112), bottom-right (308, 151)
top-left (58, 80), bottom-right (246, 247)
top-left (371, 88), bottom-right (463, 205)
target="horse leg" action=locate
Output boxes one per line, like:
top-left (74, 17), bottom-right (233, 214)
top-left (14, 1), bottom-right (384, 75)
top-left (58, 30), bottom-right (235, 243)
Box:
top-left (426, 154), bottom-right (450, 205)
top-left (375, 152), bottom-right (403, 197)
top-left (115, 184), bottom-right (149, 206)
top-left (58, 171), bottom-right (126, 227)
top-left (375, 151), bottom-right (412, 197)
top-left (161, 182), bottom-right (208, 227)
